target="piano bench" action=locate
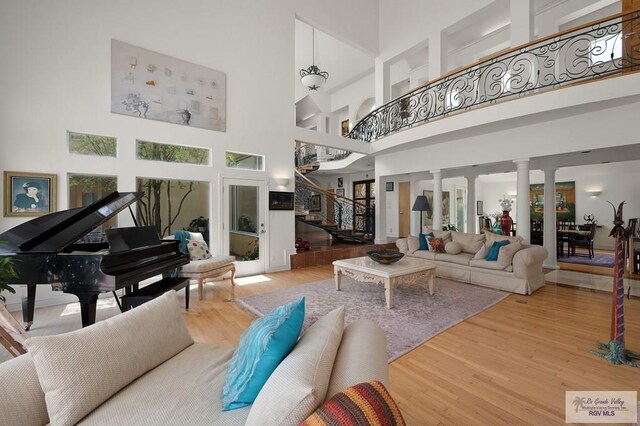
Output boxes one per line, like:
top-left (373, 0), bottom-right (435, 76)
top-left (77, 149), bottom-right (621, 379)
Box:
top-left (121, 277), bottom-right (190, 311)
top-left (178, 256), bottom-right (236, 300)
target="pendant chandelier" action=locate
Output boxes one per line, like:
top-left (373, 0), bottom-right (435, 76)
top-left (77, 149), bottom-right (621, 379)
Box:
top-left (300, 28), bottom-right (329, 91)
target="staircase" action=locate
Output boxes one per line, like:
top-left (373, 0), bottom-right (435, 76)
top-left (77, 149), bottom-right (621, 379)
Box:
top-left (295, 171), bottom-right (374, 243)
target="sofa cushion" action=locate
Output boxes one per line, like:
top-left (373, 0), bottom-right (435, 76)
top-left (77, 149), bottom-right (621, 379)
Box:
top-left (473, 243), bottom-right (488, 260)
top-left (418, 232), bottom-right (434, 250)
top-left (427, 237), bottom-right (446, 253)
top-left (485, 231), bottom-right (523, 246)
top-left (409, 250), bottom-right (436, 260)
top-left (246, 306), bottom-right (345, 426)
top-left (469, 259), bottom-right (513, 271)
top-left (434, 252), bottom-right (473, 265)
top-left (0, 354), bottom-right (49, 426)
top-left (25, 291), bottom-right (194, 426)
top-left (78, 343), bottom-right (251, 426)
top-left (451, 231), bottom-right (485, 254)
top-left (326, 320), bottom-right (389, 399)
top-left (180, 255), bottom-right (236, 273)
top-left (497, 241), bottom-right (523, 268)
top-left (187, 239), bottom-right (212, 260)
top-left (302, 381), bottom-right (406, 426)
top-left (406, 235), bottom-right (420, 254)
top-left (486, 240), bottom-right (510, 261)
top-left (445, 241), bottom-right (462, 254)
top-left (222, 297), bottom-right (305, 410)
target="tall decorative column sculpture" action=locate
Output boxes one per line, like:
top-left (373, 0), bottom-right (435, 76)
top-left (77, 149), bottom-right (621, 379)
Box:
top-left (591, 201), bottom-right (639, 367)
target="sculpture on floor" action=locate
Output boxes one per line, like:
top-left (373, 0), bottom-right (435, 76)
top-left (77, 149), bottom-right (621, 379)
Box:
top-left (590, 201), bottom-right (640, 367)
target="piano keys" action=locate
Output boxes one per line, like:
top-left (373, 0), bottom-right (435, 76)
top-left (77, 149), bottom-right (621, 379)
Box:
top-left (0, 191), bottom-right (189, 329)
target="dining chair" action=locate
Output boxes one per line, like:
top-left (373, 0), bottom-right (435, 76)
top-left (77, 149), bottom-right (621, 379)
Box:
top-left (572, 222), bottom-right (597, 259)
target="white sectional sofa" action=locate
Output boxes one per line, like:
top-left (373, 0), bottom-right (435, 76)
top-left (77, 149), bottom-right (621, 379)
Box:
top-left (396, 230), bottom-right (548, 295)
top-left (0, 291), bottom-right (389, 426)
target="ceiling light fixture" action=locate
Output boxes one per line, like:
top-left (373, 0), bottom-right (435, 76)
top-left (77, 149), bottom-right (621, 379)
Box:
top-left (300, 28), bottom-right (329, 91)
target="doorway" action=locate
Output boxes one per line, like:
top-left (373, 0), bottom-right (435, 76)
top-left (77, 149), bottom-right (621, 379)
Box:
top-left (398, 182), bottom-right (410, 237)
top-left (222, 178), bottom-right (266, 276)
top-left (353, 179), bottom-right (375, 235)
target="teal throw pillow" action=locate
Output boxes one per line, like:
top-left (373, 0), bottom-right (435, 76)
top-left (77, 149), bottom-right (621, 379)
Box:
top-left (418, 232), bottom-right (434, 251)
top-left (221, 297), bottom-right (305, 410)
top-left (485, 240), bottom-right (510, 261)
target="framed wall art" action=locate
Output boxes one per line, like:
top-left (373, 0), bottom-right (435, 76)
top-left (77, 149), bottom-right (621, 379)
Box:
top-left (386, 182), bottom-right (394, 191)
top-left (341, 119), bottom-right (349, 137)
top-left (336, 188), bottom-right (345, 197)
top-left (4, 171), bottom-right (57, 217)
top-left (309, 194), bottom-right (321, 212)
top-left (268, 191), bottom-right (294, 210)
top-left (111, 40), bottom-right (226, 132)
top-left (529, 181), bottom-right (576, 221)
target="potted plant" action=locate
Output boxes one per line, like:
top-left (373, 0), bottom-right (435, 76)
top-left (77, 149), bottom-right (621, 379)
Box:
top-left (0, 256), bottom-right (17, 305)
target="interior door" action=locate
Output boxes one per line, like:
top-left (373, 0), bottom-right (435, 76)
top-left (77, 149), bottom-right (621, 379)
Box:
top-left (398, 182), bottom-right (410, 237)
top-left (353, 179), bottom-right (375, 234)
top-left (223, 178), bottom-right (266, 276)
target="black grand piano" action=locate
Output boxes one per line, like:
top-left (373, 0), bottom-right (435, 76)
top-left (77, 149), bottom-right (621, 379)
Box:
top-left (0, 191), bottom-right (189, 329)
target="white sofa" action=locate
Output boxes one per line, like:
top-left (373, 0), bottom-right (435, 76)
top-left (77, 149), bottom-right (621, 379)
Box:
top-left (0, 291), bottom-right (389, 426)
top-left (396, 231), bottom-right (548, 295)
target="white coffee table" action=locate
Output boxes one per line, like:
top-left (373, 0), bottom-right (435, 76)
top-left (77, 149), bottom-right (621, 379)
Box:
top-left (333, 256), bottom-right (436, 309)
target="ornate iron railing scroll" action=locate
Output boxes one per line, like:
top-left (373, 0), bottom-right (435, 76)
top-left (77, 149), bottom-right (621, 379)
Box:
top-left (349, 10), bottom-right (640, 142)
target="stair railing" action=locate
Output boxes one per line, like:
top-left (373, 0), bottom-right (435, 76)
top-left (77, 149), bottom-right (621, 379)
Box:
top-left (349, 8), bottom-right (640, 143)
top-left (295, 143), bottom-right (353, 173)
top-left (294, 171), bottom-right (375, 240)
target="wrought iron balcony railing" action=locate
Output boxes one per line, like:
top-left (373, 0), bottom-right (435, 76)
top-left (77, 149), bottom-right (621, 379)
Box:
top-left (349, 9), bottom-right (640, 143)
top-left (294, 143), bottom-right (352, 173)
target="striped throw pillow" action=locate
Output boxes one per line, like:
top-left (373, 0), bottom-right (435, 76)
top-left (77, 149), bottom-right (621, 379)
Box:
top-left (301, 380), bottom-right (405, 426)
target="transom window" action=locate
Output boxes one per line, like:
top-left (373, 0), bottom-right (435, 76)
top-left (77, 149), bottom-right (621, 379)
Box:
top-left (136, 140), bottom-right (210, 165)
top-left (68, 131), bottom-right (117, 157)
top-left (225, 151), bottom-right (264, 171)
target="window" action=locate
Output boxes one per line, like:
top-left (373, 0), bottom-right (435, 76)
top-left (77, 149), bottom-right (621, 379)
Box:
top-left (68, 173), bottom-right (118, 232)
top-left (225, 151), bottom-right (264, 171)
top-left (136, 177), bottom-right (209, 238)
top-left (68, 132), bottom-right (117, 157)
top-left (136, 140), bottom-right (210, 165)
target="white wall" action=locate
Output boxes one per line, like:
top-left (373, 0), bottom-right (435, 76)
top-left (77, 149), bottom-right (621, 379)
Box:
top-left (0, 0), bottom-right (378, 310)
top-left (329, 73), bottom-right (375, 134)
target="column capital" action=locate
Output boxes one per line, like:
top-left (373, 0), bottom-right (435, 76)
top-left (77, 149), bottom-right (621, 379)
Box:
top-left (543, 167), bottom-right (558, 174)
top-left (430, 169), bottom-right (441, 176)
top-left (513, 158), bottom-right (530, 166)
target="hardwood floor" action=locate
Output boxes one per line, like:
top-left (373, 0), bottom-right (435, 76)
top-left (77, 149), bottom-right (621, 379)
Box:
top-left (5, 265), bottom-right (640, 425)
top-left (184, 265), bottom-right (640, 425)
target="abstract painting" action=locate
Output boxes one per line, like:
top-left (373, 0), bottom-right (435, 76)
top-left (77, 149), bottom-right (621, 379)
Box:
top-left (422, 190), bottom-right (450, 227)
top-left (111, 40), bottom-right (226, 131)
top-left (529, 181), bottom-right (575, 221)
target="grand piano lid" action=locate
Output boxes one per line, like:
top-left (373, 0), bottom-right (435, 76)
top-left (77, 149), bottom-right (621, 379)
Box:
top-left (0, 191), bottom-right (144, 254)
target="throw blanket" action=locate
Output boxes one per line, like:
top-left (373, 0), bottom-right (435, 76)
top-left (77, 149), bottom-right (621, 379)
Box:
top-left (173, 230), bottom-right (191, 254)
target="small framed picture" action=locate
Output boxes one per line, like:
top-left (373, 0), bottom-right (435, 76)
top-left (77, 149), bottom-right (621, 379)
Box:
top-left (268, 191), bottom-right (294, 210)
top-left (341, 119), bottom-right (349, 137)
top-left (336, 188), bottom-right (345, 197)
top-left (309, 194), bottom-right (321, 212)
top-left (476, 200), bottom-right (483, 216)
top-left (386, 182), bottom-right (394, 192)
top-left (4, 171), bottom-right (57, 217)
top-left (337, 177), bottom-right (343, 188)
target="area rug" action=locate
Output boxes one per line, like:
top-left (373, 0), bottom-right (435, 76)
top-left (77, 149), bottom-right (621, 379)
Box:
top-left (558, 252), bottom-right (614, 267)
top-left (234, 277), bottom-right (509, 362)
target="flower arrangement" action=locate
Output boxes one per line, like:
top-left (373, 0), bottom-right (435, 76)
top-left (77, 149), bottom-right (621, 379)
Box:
top-left (499, 196), bottom-right (513, 212)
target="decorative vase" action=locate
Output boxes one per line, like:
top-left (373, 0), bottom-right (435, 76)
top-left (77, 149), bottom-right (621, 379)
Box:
top-left (500, 210), bottom-right (513, 236)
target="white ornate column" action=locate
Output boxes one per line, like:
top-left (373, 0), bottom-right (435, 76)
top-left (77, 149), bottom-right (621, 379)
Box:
top-left (375, 175), bottom-right (387, 244)
top-left (510, 0), bottom-right (534, 46)
top-left (514, 159), bottom-right (531, 243)
top-left (431, 170), bottom-right (443, 231)
top-left (543, 168), bottom-right (558, 268)
top-left (466, 175), bottom-right (477, 234)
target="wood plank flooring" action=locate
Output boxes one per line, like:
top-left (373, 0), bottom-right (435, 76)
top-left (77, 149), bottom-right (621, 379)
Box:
top-left (4, 265), bottom-right (640, 425)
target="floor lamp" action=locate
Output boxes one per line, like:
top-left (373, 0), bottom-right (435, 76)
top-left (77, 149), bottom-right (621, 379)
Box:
top-left (412, 195), bottom-right (431, 233)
